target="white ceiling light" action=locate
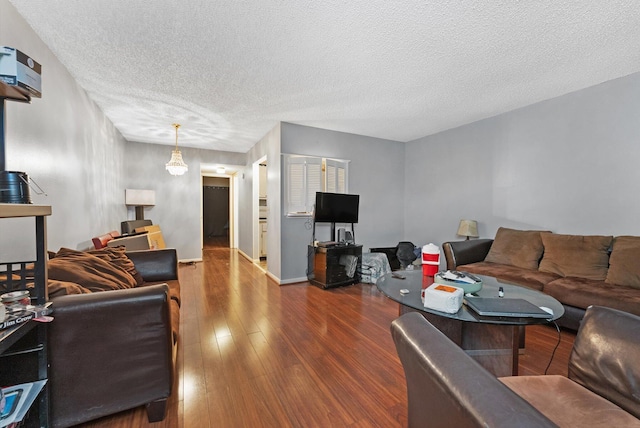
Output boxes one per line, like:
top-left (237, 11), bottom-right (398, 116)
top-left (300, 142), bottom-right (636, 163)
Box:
top-left (165, 123), bottom-right (188, 176)
top-left (216, 167), bottom-right (226, 174)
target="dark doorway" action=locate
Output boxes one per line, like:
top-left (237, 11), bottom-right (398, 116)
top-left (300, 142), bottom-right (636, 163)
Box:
top-left (203, 179), bottom-right (230, 248)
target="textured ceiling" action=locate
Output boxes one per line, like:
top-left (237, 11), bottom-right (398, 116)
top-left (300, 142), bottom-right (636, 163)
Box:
top-left (9, 1), bottom-right (640, 152)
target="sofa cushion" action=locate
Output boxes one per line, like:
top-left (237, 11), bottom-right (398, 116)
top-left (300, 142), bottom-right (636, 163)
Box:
top-left (499, 375), bottom-right (640, 428)
top-left (539, 234), bottom-right (612, 280)
top-left (605, 236), bottom-right (640, 289)
top-left (145, 279), bottom-right (181, 307)
top-left (49, 248), bottom-right (137, 292)
top-left (457, 262), bottom-right (560, 291)
top-left (544, 277), bottom-right (640, 316)
top-left (484, 227), bottom-right (548, 270)
top-left (47, 279), bottom-right (92, 298)
top-left (87, 246), bottom-right (145, 286)
top-left (459, 261), bottom-right (560, 291)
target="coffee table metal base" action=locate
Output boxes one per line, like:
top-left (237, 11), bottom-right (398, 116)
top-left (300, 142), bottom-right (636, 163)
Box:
top-left (400, 305), bottom-right (519, 377)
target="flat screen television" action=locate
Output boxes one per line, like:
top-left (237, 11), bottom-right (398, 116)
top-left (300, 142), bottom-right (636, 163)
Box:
top-left (314, 192), bottom-right (359, 223)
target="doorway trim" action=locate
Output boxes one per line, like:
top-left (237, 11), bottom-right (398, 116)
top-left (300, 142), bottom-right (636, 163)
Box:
top-left (253, 156), bottom-right (267, 264)
top-left (201, 171), bottom-right (238, 253)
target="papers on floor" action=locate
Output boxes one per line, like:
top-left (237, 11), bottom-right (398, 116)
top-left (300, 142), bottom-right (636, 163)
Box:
top-left (0, 380), bottom-right (47, 427)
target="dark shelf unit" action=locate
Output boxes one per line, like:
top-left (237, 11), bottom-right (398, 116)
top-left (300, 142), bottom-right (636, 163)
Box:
top-left (307, 244), bottom-right (362, 289)
top-left (1, 79), bottom-right (50, 427)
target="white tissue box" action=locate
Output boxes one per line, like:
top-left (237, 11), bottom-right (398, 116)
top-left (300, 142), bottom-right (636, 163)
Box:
top-left (422, 283), bottom-right (464, 314)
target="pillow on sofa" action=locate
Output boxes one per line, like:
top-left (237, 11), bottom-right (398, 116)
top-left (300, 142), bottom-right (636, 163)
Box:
top-left (539, 234), bottom-right (612, 280)
top-left (87, 246), bottom-right (144, 286)
top-left (484, 227), bottom-right (548, 270)
top-left (605, 236), bottom-right (640, 289)
top-left (48, 248), bottom-right (137, 292)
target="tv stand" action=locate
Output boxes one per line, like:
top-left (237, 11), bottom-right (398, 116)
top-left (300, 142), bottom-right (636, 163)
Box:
top-left (307, 244), bottom-right (362, 289)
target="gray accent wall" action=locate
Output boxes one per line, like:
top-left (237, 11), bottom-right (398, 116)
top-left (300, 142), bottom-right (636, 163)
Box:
top-left (280, 123), bottom-right (405, 281)
top-left (1, 1), bottom-right (127, 257)
top-left (405, 71), bottom-right (640, 249)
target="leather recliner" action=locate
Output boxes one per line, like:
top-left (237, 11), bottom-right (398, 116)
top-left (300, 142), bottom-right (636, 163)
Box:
top-left (391, 306), bottom-right (640, 427)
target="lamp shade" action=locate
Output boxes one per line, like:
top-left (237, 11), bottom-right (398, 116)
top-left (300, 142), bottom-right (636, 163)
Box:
top-left (457, 220), bottom-right (478, 239)
top-left (125, 189), bottom-right (156, 206)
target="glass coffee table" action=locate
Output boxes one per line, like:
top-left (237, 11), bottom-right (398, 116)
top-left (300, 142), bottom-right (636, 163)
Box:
top-left (377, 270), bottom-right (564, 376)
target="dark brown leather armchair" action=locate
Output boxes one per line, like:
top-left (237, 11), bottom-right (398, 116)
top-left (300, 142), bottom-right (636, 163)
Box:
top-left (391, 306), bottom-right (640, 427)
top-left (391, 311), bottom-right (555, 427)
top-left (48, 249), bottom-right (179, 428)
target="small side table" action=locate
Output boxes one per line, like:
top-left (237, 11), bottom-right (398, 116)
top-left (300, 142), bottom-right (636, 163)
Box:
top-left (307, 244), bottom-right (362, 288)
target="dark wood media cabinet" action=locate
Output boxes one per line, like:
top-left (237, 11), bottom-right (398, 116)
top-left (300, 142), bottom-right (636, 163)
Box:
top-left (307, 244), bottom-right (362, 289)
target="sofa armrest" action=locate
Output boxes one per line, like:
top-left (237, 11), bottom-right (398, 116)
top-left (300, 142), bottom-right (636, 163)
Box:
top-left (391, 312), bottom-right (556, 427)
top-left (569, 306), bottom-right (640, 419)
top-left (127, 248), bottom-right (178, 282)
top-left (442, 238), bottom-right (493, 270)
top-left (49, 284), bottom-right (174, 427)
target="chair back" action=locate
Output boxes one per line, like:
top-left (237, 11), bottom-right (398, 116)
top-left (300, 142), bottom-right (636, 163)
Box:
top-left (121, 219), bottom-right (152, 234)
top-left (568, 306), bottom-right (640, 419)
top-left (391, 312), bottom-right (555, 427)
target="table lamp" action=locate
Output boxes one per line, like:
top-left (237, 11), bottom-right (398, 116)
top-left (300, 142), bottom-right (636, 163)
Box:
top-left (125, 189), bottom-right (155, 220)
top-left (457, 219), bottom-right (478, 240)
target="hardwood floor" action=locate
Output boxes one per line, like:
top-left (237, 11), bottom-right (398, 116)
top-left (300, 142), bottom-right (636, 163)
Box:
top-left (77, 247), bottom-right (575, 427)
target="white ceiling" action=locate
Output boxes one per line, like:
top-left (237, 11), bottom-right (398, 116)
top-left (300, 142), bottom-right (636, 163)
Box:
top-left (9, 1), bottom-right (640, 152)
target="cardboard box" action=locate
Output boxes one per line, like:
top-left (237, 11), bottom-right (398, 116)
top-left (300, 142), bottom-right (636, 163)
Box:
top-left (0, 46), bottom-right (42, 97)
top-left (134, 225), bottom-right (166, 250)
top-left (107, 234), bottom-right (152, 251)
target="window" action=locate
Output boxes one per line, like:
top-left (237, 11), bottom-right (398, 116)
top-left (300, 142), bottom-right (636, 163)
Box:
top-left (284, 154), bottom-right (349, 216)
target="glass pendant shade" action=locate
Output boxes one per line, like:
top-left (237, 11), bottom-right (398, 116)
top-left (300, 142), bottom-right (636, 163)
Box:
top-left (166, 150), bottom-right (188, 176)
top-left (166, 123), bottom-right (188, 176)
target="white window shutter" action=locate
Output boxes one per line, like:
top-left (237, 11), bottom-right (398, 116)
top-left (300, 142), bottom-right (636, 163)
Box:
top-left (284, 155), bottom-right (323, 215)
top-left (286, 156), bottom-right (307, 214)
top-left (325, 158), bottom-right (348, 193)
top-left (306, 160), bottom-right (322, 212)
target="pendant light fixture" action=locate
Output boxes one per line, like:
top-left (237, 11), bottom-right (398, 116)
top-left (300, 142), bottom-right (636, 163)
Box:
top-left (165, 123), bottom-right (188, 176)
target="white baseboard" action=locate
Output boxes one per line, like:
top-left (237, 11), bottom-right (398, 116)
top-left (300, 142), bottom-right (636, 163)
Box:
top-left (279, 276), bottom-right (308, 285)
top-left (237, 249), bottom-right (307, 285)
top-left (238, 249), bottom-right (252, 261)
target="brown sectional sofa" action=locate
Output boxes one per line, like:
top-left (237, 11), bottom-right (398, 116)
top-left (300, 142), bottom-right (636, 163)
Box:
top-left (443, 227), bottom-right (640, 330)
top-left (45, 246), bottom-right (180, 428)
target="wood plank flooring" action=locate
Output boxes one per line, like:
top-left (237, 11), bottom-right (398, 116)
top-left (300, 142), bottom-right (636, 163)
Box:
top-left (77, 246), bottom-right (575, 427)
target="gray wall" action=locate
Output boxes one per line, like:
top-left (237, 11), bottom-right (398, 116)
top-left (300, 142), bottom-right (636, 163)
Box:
top-left (280, 123), bottom-right (405, 281)
top-left (123, 142), bottom-right (245, 261)
top-left (0, 1), bottom-right (247, 262)
top-left (405, 71), bottom-right (640, 251)
top-left (0, 1), bottom-right (127, 259)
